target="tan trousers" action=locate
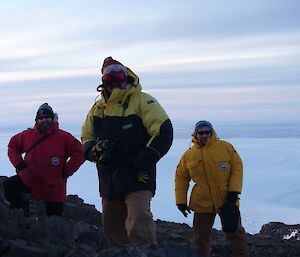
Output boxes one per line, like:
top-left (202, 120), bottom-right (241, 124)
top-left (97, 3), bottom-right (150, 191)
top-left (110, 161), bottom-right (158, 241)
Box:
top-left (102, 190), bottom-right (157, 247)
top-left (192, 213), bottom-right (249, 257)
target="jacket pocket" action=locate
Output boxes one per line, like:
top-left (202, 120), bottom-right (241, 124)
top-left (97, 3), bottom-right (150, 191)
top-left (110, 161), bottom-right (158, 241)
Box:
top-left (186, 160), bottom-right (202, 178)
top-left (190, 183), bottom-right (213, 209)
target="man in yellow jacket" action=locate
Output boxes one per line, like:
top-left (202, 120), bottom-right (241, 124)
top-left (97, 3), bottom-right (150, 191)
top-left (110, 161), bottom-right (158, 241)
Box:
top-left (82, 57), bottom-right (173, 247)
top-left (175, 120), bottom-right (249, 257)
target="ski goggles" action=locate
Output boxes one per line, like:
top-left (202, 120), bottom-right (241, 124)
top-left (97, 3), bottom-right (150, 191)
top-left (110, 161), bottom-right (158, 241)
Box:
top-left (102, 71), bottom-right (126, 83)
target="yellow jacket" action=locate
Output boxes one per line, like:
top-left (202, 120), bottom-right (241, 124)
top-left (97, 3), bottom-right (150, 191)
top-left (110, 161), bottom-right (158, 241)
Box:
top-left (175, 130), bottom-right (243, 213)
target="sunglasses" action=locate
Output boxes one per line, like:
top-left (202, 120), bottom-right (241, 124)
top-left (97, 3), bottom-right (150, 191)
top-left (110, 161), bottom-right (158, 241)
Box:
top-left (37, 115), bottom-right (51, 120)
top-left (102, 72), bottom-right (126, 83)
top-left (197, 130), bottom-right (211, 135)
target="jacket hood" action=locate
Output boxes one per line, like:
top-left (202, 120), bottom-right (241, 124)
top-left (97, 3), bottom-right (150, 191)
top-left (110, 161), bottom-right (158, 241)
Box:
top-left (98, 66), bottom-right (142, 106)
top-left (191, 129), bottom-right (218, 148)
top-left (126, 67), bottom-right (140, 88)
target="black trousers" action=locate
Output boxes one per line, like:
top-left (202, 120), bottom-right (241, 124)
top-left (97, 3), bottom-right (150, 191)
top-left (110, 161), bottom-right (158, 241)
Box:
top-left (3, 175), bottom-right (63, 216)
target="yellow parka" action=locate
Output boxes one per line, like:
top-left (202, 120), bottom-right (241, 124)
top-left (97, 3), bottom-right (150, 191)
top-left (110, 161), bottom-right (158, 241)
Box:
top-left (175, 129), bottom-right (243, 213)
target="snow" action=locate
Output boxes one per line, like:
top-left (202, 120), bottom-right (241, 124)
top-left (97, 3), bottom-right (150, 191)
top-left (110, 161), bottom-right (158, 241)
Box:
top-left (283, 229), bottom-right (299, 240)
top-left (1, 132), bottom-right (300, 235)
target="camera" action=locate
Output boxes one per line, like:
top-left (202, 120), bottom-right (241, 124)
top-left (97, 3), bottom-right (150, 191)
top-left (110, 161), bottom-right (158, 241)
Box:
top-left (94, 139), bottom-right (116, 165)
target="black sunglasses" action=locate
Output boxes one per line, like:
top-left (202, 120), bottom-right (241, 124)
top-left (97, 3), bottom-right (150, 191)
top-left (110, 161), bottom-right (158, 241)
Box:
top-left (197, 130), bottom-right (211, 135)
top-left (37, 115), bottom-right (51, 120)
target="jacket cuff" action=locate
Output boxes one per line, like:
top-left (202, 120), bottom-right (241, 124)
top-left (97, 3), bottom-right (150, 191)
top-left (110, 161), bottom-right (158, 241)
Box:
top-left (16, 161), bottom-right (27, 170)
top-left (83, 141), bottom-right (96, 161)
top-left (134, 147), bottom-right (160, 171)
top-left (62, 170), bottom-right (71, 178)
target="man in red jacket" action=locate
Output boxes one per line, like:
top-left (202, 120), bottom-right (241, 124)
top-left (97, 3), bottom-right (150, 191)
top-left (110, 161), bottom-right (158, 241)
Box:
top-left (4, 103), bottom-right (85, 216)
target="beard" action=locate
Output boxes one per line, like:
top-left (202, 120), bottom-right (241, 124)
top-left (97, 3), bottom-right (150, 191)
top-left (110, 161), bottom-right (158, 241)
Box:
top-left (38, 120), bottom-right (53, 131)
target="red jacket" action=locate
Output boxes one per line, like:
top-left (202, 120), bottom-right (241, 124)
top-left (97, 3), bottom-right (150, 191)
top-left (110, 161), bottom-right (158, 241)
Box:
top-left (8, 123), bottom-right (85, 202)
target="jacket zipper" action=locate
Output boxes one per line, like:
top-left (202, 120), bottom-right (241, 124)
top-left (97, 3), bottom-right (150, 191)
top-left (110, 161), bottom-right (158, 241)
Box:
top-left (200, 147), bottom-right (215, 212)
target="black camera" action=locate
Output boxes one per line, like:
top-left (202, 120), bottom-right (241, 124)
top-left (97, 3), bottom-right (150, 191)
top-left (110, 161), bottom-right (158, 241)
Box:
top-left (95, 139), bottom-right (116, 165)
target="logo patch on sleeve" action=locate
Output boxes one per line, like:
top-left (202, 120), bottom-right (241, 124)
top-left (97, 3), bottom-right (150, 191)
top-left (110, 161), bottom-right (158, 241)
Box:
top-left (51, 157), bottom-right (60, 166)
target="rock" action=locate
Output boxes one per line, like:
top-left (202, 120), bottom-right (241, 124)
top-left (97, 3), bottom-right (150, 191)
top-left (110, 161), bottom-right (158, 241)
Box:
top-left (0, 176), bottom-right (299, 257)
top-left (260, 222), bottom-right (300, 241)
top-left (0, 239), bottom-right (11, 255)
top-left (64, 243), bottom-right (98, 257)
top-left (98, 244), bottom-right (201, 257)
top-left (156, 220), bottom-right (192, 247)
top-left (4, 239), bottom-right (49, 257)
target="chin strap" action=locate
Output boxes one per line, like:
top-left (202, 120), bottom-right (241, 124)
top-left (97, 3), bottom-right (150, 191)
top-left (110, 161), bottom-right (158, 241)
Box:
top-left (96, 84), bottom-right (102, 92)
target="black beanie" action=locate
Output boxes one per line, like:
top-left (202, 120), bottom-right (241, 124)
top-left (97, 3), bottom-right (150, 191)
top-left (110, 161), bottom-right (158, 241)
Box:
top-left (194, 120), bottom-right (213, 133)
top-left (35, 103), bottom-right (54, 120)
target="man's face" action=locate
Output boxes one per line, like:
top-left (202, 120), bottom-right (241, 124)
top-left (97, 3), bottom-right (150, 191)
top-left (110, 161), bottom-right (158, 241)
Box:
top-left (37, 115), bottom-right (53, 131)
top-left (196, 126), bottom-right (212, 146)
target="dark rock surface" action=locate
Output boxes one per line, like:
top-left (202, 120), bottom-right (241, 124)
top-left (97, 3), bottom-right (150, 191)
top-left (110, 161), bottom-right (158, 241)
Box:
top-left (0, 176), bottom-right (299, 257)
top-left (98, 244), bottom-right (200, 257)
top-left (260, 222), bottom-right (300, 241)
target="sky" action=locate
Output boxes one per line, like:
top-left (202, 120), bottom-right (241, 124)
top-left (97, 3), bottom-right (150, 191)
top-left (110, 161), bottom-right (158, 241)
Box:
top-left (0, 0), bottom-right (300, 133)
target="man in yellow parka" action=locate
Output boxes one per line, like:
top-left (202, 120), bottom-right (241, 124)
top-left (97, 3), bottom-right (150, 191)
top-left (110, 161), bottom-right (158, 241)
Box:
top-left (175, 120), bottom-right (249, 257)
top-left (82, 57), bottom-right (173, 247)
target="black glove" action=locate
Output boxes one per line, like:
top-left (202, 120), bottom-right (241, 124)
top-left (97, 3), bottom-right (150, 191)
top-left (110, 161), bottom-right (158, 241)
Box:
top-left (91, 140), bottom-right (116, 165)
top-left (220, 203), bottom-right (240, 233)
top-left (177, 204), bottom-right (191, 217)
top-left (84, 142), bottom-right (102, 163)
top-left (137, 171), bottom-right (149, 184)
top-left (83, 141), bottom-right (96, 162)
top-left (15, 162), bottom-right (27, 174)
top-left (226, 191), bottom-right (240, 204)
top-left (62, 171), bottom-right (70, 178)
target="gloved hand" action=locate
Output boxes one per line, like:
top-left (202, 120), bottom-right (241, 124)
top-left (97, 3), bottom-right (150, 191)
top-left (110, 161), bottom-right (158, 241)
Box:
top-left (87, 142), bottom-right (104, 163)
top-left (220, 203), bottom-right (240, 232)
top-left (137, 172), bottom-right (149, 183)
top-left (226, 191), bottom-right (240, 204)
top-left (84, 141), bottom-right (98, 162)
top-left (15, 161), bottom-right (27, 174)
top-left (91, 142), bottom-right (102, 161)
top-left (177, 204), bottom-right (191, 217)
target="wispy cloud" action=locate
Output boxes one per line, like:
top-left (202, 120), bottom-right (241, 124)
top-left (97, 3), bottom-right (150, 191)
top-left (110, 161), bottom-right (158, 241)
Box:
top-left (1, 32), bottom-right (299, 83)
top-left (147, 85), bottom-right (300, 122)
top-left (0, 1), bottom-right (299, 125)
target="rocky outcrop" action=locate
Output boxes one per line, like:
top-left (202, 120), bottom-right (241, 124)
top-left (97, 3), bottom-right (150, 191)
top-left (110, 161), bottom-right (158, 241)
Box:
top-left (98, 244), bottom-right (200, 257)
top-left (260, 222), bottom-right (300, 241)
top-left (0, 176), bottom-right (299, 257)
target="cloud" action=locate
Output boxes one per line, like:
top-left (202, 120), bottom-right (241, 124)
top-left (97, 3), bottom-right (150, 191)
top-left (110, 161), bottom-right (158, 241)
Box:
top-left (146, 85), bottom-right (300, 122)
top-left (0, 1), bottom-right (299, 125)
top-left (0, 68), bottom-right (98, 83)
top-left (1, 31), bottom-right (299, 84)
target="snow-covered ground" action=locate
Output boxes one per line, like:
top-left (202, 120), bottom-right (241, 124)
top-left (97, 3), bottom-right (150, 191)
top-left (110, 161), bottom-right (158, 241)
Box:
top-left (1, 132), bottom-right (299, 234)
